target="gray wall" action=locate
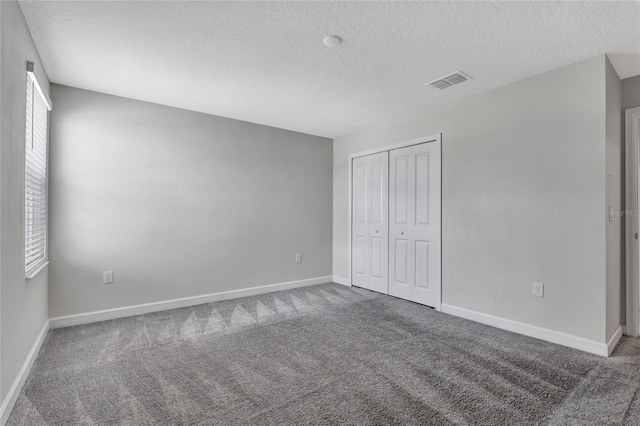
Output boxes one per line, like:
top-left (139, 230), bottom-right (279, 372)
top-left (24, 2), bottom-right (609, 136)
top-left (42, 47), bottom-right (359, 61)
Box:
top-left (605, 57), bottom-right (623, 340)
top-left (48, 85), bottom-right (332, 318)
top-left (622, 75), bottom-right (640, 110)
top-left (0, 1), bottom-right (50, 402)
top-left (333, 56), bottom-right (609, 343)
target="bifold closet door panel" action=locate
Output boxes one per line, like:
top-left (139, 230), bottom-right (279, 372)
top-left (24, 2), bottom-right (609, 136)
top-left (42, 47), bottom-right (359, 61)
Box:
top-left (389, 147), bottom-right (413, 300)
top-left (368, 153), bottom-right (389, 294)
top-left (351, 152), bottom-right (389, 293)
top-left (389, 142), bottom-right (441, 307)
top-left (411, 142), bottom-right (441, 307)
top-left (352, 156), bottom-right (369, 289)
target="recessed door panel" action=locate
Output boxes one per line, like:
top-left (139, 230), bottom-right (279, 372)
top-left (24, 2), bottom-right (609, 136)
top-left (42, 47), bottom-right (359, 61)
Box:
top-left (355, 236), bottom-right (367, 275)
top-left (371, 160), bottom-right (384, 225)
top-left (351, 234), bottom-right (368, 288)
top-left (371, 237), bottom-right (383, 278)
top-left (415, 241), bottom-right (429, 289)
top-left (415, 153), bottom-right (430, 225)
top-left (394, 156), bottom-right (409, 225)
top-left (394, 239), bottom-right (408, 284)
top-left (355, 164), bottom-right (367, 224)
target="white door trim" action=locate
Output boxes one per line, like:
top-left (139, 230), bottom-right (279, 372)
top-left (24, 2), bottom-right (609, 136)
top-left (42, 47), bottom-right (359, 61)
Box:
top-left (625, 107), bottom-right (640, 337)
top-left (347, 133), bottom-right (442, 309)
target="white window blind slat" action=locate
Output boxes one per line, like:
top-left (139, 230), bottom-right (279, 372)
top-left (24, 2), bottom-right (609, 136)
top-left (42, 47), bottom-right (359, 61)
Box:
top-left (26, 252), bottom-right (45, 265)
top-left (26, 165), bottom-right (46, 175)
top-left (26, 168), bottom-right (46, 178)
top-left (25, 73), bottom-right (50, 274)
top-left (26, 231), bottom-right (47, 239)
top-left (26, 246), bottom-right (46, 256)
top-left (25, 221), bottom-right (46, 228)
top-left (25, 208), bottom-right (46, 214)
top-left (26, 243), bottom-right (46, 254)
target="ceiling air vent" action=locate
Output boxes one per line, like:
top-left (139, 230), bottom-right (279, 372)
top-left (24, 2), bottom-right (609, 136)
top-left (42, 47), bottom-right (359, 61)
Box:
top-left (430, 80), bottom-right (452, 89)
top-left (427, 71), bottom-right (472, 89)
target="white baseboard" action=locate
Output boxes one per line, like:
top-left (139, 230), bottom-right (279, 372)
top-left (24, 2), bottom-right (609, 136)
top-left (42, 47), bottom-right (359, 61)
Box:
top-left (50, 276), bottom-right (332, 329)
top-left (441, 304), bottom-right (610, 357)
top-left (607, 325), bottom-right (623, 356)
top-left (0, 320), bottom-right (50, 426)
top-left (332, 276), bottom-right (350, 286)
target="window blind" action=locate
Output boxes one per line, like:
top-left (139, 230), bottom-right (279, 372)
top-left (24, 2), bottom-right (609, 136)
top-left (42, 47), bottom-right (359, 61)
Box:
top-left (25, 70), bottom-right (51, 274)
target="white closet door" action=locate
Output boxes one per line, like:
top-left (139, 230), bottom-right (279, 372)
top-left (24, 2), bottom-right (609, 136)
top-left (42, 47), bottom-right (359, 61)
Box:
top-left (351, 152), bottom-right (389, 293)
top-left (389, 148), bottom-right (412, 300)
top-left (389, 142), bottom-right (441, 307)
top-left (368, 153), bottom-right (389, 293)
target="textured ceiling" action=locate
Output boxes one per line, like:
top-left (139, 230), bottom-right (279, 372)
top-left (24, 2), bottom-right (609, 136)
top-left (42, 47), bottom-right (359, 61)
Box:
top-left (19, 1), bottom-right (640, 138)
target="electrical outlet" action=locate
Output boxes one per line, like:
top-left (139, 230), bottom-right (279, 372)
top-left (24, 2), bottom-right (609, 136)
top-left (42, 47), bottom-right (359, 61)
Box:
top-left (533, 282), bottom-right (544, 298)
top-left (295, 253), bottom-right (302, 263)
top-left (103, 271), bottom-right (113, 284)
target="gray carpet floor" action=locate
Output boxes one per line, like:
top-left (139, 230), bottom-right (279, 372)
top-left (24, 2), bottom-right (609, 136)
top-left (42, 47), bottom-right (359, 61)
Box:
top-left (7, 283), bottom-right (640, 425)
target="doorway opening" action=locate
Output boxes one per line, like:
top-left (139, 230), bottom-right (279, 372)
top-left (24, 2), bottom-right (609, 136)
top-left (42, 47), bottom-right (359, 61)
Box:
top-left (625, 107), bottom-right (640, 336)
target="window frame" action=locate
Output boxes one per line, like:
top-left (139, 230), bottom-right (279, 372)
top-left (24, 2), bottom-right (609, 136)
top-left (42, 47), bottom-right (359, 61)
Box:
top-left (25, 61), bottom-right (52, 279)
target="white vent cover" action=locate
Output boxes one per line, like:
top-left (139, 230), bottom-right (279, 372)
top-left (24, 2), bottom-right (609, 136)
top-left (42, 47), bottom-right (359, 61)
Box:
top-left (427, 71), bottom-right (472, 89)
top-left (444, 74), bottom-right (467, 85)
top-left (431, 80), bottom-right (452, 89)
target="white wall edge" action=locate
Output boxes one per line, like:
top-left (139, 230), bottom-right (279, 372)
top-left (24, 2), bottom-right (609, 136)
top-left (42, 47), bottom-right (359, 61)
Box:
top-left (0, 320), bottom-right (50, 426)
top-left (607, 325), bottom-right (623, 356)
top-left (332, 276), bottom-right (350, 286)
top-left (49, 276), bottom-right (332, 329)
top-left (441, 304), bottom-right (609, 357)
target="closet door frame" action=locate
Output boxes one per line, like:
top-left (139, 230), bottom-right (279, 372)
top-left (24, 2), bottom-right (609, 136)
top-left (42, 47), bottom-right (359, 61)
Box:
top-left (347, 133), bottom-right (442, 311)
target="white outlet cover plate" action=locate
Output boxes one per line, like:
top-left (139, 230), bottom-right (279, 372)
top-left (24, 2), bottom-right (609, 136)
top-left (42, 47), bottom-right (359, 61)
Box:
top-left (533, 282), bottom-right (544, 297)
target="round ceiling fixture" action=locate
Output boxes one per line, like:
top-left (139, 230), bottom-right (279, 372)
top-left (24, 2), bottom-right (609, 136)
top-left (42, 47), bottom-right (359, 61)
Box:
top-left (323, 35), bottom-right (342, 47)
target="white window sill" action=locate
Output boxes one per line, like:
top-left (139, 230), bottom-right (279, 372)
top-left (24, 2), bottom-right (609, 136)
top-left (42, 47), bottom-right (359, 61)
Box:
top-left (26, 261), bottom-right (49, 280)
